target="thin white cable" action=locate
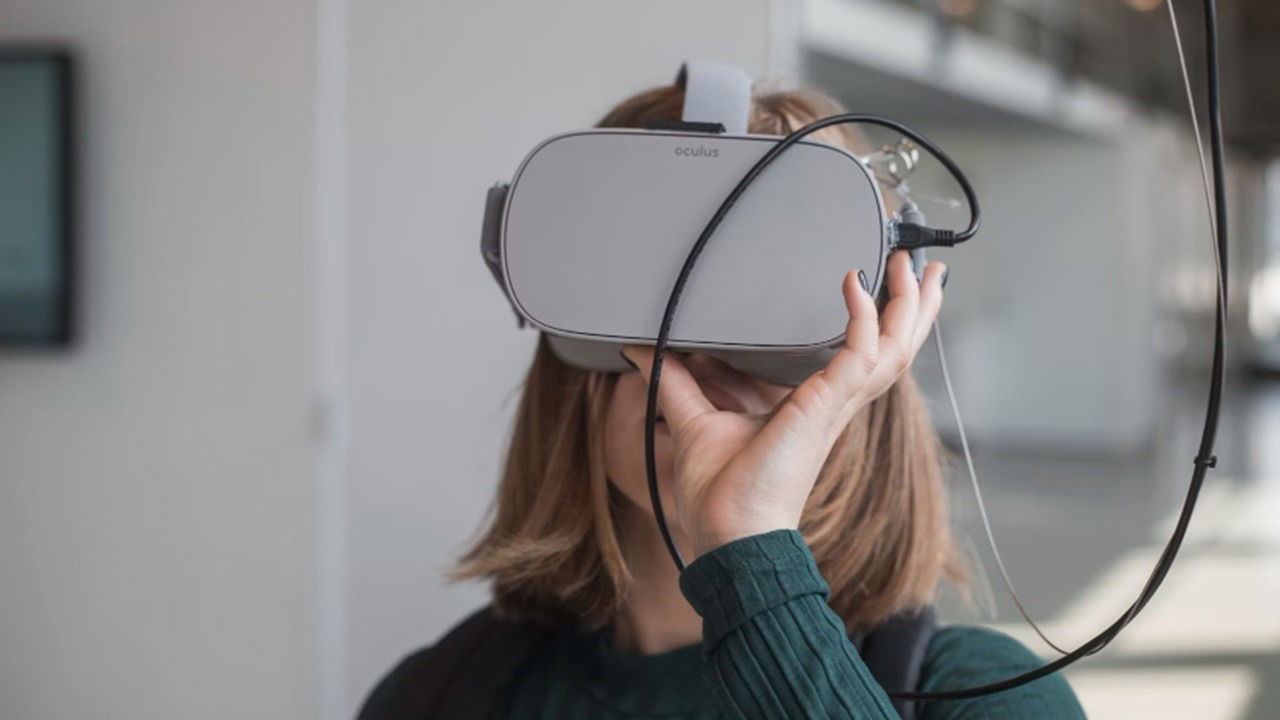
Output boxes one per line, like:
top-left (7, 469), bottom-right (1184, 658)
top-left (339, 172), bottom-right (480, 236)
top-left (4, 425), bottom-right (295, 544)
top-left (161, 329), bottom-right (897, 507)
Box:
top-left (929, 0), bottom-right (1227, 659)
top-left (1102, 0), bottom-right (1227, 638)
top-left (1167, 0), bottom-right (1228, 315)
top-left (933, 319), bottom-right (1070, 655)
top-left (1168, 0), bottom-right (1218, 244)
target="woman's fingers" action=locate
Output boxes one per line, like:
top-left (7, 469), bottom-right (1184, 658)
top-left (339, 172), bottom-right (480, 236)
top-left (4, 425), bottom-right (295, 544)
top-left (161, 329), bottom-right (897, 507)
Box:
top-left (910, 261), bottom-right (947, 351)
top-left (624, 253), bottom-right (947, 437)
top-left (621, 345), bottom-right (715, 431)
top-left (821, 254), bottom-right (948, 412)
top-left (874, 251), bottom-right (922, 375)
top-left (821, 269), bottom-right (880, 399)
top-left (825, 251), bottom-right (917, 399)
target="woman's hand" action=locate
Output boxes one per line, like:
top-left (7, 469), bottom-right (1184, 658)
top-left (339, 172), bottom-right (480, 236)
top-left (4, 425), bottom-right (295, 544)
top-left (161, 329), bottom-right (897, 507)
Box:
top-left (621, 250), bottom-right (947, 560)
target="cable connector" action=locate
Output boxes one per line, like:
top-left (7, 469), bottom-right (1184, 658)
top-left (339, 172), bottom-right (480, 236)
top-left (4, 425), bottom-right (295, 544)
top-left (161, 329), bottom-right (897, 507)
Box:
top-left (891, 222), bottom-right (958, 249)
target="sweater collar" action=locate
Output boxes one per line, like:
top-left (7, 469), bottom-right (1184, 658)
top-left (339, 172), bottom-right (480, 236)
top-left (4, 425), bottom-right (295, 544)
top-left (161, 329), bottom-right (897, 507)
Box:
top-left (564, 626), bottom-right (720, 715)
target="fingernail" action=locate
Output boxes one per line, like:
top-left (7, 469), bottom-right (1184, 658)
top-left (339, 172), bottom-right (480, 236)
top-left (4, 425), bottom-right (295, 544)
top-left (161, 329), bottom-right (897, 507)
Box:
top-left (856, 270), bottom-right (870, 294)
top-left (941, 266), bottom-right (950, 289)
top-left (618, 349), bottom-right (639, 372)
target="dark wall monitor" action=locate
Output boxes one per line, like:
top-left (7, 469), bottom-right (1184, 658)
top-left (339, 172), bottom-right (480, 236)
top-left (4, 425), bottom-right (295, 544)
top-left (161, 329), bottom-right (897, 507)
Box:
top-left (0, 48), bottom-right (73, 346)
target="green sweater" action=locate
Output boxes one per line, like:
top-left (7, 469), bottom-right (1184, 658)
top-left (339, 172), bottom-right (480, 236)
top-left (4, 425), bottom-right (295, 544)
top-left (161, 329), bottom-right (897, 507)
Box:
top-left (500, 530), bottom-right (1084, 719)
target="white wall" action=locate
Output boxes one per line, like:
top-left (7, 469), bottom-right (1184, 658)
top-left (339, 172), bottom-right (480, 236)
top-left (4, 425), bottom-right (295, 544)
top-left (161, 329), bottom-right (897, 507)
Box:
top-left (0, 1), bottom-right (784, 716)
top-left (908, 127), bottom-right (1169, 451)
top-left (906, 121), bottom-right (1225, 452)
top-left (341, 0), bottom-right (776, 714)
top-left (0, 2), bottom-right (318, 719)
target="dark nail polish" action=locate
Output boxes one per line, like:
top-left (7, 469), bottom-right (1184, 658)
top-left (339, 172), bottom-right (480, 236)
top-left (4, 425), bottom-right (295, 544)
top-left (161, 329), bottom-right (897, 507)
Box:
top-left (941, 267), bottom-right (950, 289)
top-left (618, 349), bottom-right (639, 372)
top-left (857, 270), bottom-right (870, 294)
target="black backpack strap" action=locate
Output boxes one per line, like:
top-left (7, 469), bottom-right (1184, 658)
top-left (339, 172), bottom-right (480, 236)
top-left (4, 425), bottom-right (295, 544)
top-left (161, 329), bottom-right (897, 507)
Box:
top-left (853, 606), bottom-right (937, 720)
top-left (355, 605), bottom-right (551, 720)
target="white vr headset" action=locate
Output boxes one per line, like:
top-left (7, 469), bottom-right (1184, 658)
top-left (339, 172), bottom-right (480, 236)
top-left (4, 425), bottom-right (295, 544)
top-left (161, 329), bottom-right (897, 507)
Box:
top-left (480, 61), bottom-right (958, 385)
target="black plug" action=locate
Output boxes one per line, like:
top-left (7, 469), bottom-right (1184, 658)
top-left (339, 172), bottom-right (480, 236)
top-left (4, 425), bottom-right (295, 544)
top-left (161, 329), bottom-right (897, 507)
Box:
top-left (892, 222), bottom-right (958, 250)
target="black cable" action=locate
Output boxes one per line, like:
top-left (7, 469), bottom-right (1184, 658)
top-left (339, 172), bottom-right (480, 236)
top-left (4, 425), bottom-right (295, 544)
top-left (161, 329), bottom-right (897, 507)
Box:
top-left (643, 116), bottom-right (981, 571)
top-left (643, 0), bottom-right (1227, 702)
top-left (895, 0), bottom-right (1227, 699)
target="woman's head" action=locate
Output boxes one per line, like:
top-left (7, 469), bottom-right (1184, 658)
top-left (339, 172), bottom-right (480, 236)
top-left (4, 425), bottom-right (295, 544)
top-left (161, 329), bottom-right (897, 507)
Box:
top-left (454, 81), bottom-right (960, 633)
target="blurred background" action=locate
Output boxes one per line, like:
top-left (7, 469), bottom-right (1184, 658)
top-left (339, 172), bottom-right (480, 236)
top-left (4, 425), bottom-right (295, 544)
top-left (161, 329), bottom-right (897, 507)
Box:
top-left (1, 0), bottom-right (1278, 718)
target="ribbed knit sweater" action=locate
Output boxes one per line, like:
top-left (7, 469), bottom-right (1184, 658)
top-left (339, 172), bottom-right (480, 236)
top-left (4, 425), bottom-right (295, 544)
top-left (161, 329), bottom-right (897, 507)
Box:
top-left (499, 529), bottom-right (1084, 719)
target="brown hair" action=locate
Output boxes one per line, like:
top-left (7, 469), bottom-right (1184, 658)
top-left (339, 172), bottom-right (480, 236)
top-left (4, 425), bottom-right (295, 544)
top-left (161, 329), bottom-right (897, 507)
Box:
top-left (453, 82), bottom-right (961, 634)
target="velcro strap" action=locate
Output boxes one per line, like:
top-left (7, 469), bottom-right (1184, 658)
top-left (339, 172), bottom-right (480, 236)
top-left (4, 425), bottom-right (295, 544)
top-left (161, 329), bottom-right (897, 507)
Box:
top-left (675, 61), bottom-right (752, 135)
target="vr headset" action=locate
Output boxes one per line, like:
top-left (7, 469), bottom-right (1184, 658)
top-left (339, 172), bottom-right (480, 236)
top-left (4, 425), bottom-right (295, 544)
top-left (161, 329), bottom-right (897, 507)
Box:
top-left (479, 61), bottom-right (941, 385)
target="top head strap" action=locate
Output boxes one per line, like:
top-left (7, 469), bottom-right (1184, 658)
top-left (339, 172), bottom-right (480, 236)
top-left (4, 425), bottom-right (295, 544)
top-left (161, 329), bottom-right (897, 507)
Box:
top-left (675, 61), bottom-right (753, 135)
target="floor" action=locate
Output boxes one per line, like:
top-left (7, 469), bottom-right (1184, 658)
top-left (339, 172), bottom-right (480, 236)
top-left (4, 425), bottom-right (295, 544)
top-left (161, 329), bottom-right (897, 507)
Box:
top-left (932, 371), bottom-right (1280, 719)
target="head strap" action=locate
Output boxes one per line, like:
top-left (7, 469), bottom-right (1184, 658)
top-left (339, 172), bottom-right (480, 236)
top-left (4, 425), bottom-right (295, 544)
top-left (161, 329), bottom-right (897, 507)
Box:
top-left (675, 61), bottom-right (753, 135)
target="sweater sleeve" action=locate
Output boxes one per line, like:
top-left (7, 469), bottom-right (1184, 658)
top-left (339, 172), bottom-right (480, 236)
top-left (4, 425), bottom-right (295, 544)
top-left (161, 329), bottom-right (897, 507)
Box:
top-left (678, 529), bottom-right (901, 719)
top-left (678, 529), bottom-right (1086, 720)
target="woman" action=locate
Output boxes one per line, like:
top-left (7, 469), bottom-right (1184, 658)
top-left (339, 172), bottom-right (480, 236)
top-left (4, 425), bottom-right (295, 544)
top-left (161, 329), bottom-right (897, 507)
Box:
top-left (358, 82), bottom-right (1085, 719)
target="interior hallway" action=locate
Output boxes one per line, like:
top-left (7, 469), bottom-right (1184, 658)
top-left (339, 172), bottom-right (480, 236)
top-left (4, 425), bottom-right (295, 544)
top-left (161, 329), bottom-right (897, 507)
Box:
top-left (935, 371), bottom-right (1280, 719)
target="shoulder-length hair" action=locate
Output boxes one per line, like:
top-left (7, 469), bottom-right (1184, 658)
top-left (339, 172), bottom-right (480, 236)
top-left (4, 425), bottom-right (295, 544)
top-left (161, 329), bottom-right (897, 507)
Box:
top-left (452, 82), bottom-right (962, 634)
